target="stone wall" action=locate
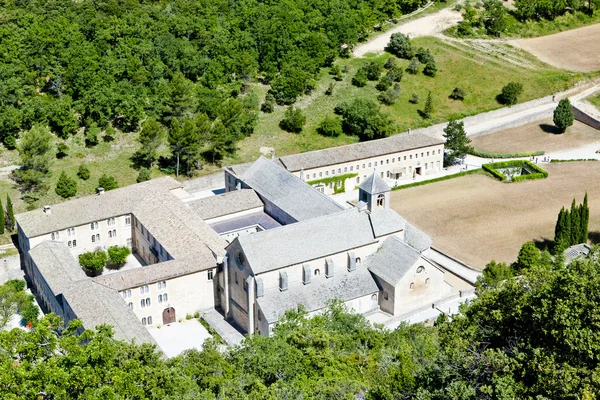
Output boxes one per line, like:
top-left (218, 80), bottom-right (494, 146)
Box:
top-left (573, 105), bottom-right (600, 130)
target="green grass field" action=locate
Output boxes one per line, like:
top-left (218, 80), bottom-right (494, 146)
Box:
top-left (234, 36), bottom-right (582, 163)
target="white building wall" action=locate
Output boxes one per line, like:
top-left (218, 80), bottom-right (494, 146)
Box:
top-left (118, 269), bottom-right (216, 328)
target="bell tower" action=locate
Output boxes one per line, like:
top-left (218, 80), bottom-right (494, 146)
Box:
top-left (358, 171), bottom-right (390, 212)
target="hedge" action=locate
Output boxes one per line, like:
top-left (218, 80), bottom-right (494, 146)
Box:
top-left (307, 173), bottom-right (358, 194)
top-left (391, 169), bottom-right (482, 191)
top-left (482, 160), bottom-right (548, 182)
top-left (550, 159), bottom-right (597, 163)
top-left (469, 149), bottom-right (545, 159)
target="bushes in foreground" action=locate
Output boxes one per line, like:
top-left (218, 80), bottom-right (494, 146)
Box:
top-left (482, 160), bottom-right (548, 182)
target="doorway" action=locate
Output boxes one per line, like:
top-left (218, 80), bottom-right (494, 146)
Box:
top-left (162, 307), bottom-right (176, 325)
top-left (414, 167), bottom-right (422, 177)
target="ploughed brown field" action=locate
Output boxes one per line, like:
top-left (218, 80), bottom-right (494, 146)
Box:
top-left (511, 24), bottom-right (600, 72)
top-left (470, 119), bottom-right (600, 154)
top-left (391, 162), bottom-right (600, 268)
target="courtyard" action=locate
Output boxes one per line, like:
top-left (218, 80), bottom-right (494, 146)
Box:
top-left (391, 162), bottom-right (600, 268)
top-left (148, 319), bottom-right (212, 358)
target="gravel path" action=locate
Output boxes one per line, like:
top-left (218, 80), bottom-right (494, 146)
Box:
top-left (353, 7), bottom-right (463, 57)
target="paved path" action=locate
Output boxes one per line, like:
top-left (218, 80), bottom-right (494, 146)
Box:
top-left (202, 308), bottom-right (245, 346)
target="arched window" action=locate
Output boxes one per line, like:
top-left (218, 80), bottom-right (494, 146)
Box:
top-left (410, 282), bottom-right (414, 290)
top-left (140, 287), bottom-right (145, 295)
top-left (91, 235), bottom-right (96, 243)
top-left (425, 278), bottom-right (430, 285)
top-left (162, 281), bottom-right (166, 288)
top-left (377, 194), bottom-right (385, 208)
top-left (128, 302), bottom-right (133, 309)
top-left (142, 317), bottom-right (147, 325)
top-left (112, 229), bottom-right (116, 237)
top-left (314, 269), bottom-right (320, 276)
top-left (141, 300), bottom-right (145, 308)
top-left (68, 241), bottom-right (72, 248)
top-left (126, 289), bottom-right (131, 297)
top-left (356, 257), bottom-right (361, 264)
top-left (158, 294), bottom-right (163, 303)
top-left (163, 293), bottom-right (168, 302)
top-left (371, 294), bottom-right (377, 301)
top-left (122, 291), bottom-right (127, 298)
top-left (145, 298), bottom-right (151, 306)
top-left (72, 240), bottom-right (77, 247)
top-left (108, 231), bottom-right (112, 238)
top-left (51, 233), bottom-right (55, 240)
top-left (416, 266), bottom-right (425, 274)
top-left (148, 316), bottom-right (153, 325)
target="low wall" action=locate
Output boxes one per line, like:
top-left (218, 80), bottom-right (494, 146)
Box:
top-left (573, 106), bottom-right (600, 130)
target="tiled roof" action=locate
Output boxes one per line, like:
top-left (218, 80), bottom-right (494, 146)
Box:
top-left (366, 236), bottom-right (422, 286)
top-left (236, 157), bottom-right (344, 222)
top-left (359, 172), bottom-right (390, 194)
top-left (405, 223), bottom-right (433, 252)
top-left (188, 189), bottom-right (264, 221)
top-left (28, 241), bottom-right (87, 295)
top-left (278, 133), bottom-right (444, 172)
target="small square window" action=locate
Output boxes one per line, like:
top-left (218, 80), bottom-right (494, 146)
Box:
top-left (208, 270), bottom-right (214, 280)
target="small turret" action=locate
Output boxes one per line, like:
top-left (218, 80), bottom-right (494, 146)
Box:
top-left (358, 171), bottom-right (390, 212)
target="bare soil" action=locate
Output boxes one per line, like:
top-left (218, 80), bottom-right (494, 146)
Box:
top-left (511, 24), bottom-right (600, 72)
top-left (391, 162), bottom-right (600, 268)
top-left (470, 119), bottom-right (600, 154)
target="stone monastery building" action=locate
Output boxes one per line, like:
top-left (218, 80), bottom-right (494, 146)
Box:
top-left (16, 146), bottom-right (463, 349)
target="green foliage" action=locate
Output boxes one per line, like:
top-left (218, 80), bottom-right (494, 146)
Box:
top-left (377, 84), bottom-right (401, 105)
top-left (479, 260), bottom-right (515, 287)
top-left (499, 82), bottom-right (524, 105)
top-left (134, 118), bottom-right (165, 168)
top-left (555, 194), bottom-right (589, 250)
top-left (376, 75), bottom-right (392, 91)
top-left (85, 124), bottom-right (100, 147)
top-left (0, 198), bottom-right (4, 235)
top-left (137, 167), bottom-right (151, 183)
top-left (325, 83), bottom-right (336, 96)
top-left (443, 120), bottom-right (472, 160)
top-left (482, 160), bottom-right (548, 182)
top-left (422, 91), bottom-right (434, 119)
top-left (553, 98), bottom-right (574, 133)
top-left (307, 173), bottom-right (358, 194)
top-left (55, 171), bottom-right (77, 199)
top-left (483, 0), bottom-right (507, 36)
top-left (334, 99), bottom-right (395, 141)
top-left (279, 106), bottom-right (307, 133)
top-left (516, 241), bottom-right (540, 272)
top-left (317, 116), bottom-right (343, 137)
top-left (12, 125), bottom-right (53, 194)
top-left (384, 56), bottom-right (397, 69)
top-left (386, 32), bottom-right (414, 59)
top-left (77, 164), bottom-right (90, 181)
top-left (261, 93), bottom-right (276, 113)
top-left (98, 174), bottom-right (119, 191)
top-left (410, 93), bottom-right (419, 104)
top-left (79, 250), bottom-right (108, 271)
top-left (387, 64), bottom-right (404, 83)
top-left (363, 62), bottom-right (383, 81)
top-left (0, 281), bottom-right (29, 329)
top-left (423, 60), bottom-right (438, 77)
top-left (550, 158), bottom-right (597, 162)
top-left (352, 68), bottom-right (368, 87)
top-left (406, 58), bottom-right (421, 75)
top-left (56, 142), bottom-right (69, 159)
top-left (391, 168), bottom-right (483, 191)
top-left (107, 246), bottom-right (131, 265)
top-left (514, 0), bottom-right (592, 21)
top-left (5, 195), bottom-right (14, 232)
top-left (3, 135), bottom-right (17, 150)
top-left (468, 149), bottom-right (544, 158)
top-left (415, 47), bottom-right (434, 64)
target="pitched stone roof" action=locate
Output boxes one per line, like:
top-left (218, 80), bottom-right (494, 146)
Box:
top-left (188, 189), bottom-right (264, 221)
top-left (233, 208), bottom-right (405, 275)
top-left (256, 266), bottom-right (379, 324)
top-left (236, 157), bottom-right (344, 222)
top-left (62, 280), bottom-right (156, 345)
top-left (94, 258), bottom-right (209, 291)
top-left (405, 223), bottom-right (433, 252)
top-left (208, 212), bottom-right (281, 235)
top-left (16, 177), bottom-right (182, 238)
top-left (366, 236), bottom-right (423, 286)
top-left (28, 241), bottom-right (87, 296)
top-left (359, 171), bottom-right (390, 194)
top-left (278, 133), bottom-right (444, 172)
top-left (369, 209), bottom-right (407, 238)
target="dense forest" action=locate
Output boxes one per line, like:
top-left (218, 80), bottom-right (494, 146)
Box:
top-left (0, 0), bottom-right (432, 157)
top-left (3, 246), bottom-right (600, 399)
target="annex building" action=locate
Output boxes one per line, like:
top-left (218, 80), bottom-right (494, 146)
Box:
top-left (16, 143), bottom-right (471, 349)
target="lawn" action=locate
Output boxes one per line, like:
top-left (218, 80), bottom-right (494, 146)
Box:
top-left (390, 162), bottom-right (600, 268)
top-left (235, 36), bottom-right (581, 164)
top-left (470, 119), bottom-right (600, 154)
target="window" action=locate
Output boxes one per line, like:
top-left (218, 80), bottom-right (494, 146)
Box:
top-left (332, 169), bottom-right (335, 175)
top-left (416, 266), bottom-right (425, 274)
top-left (135, 219), bottom-right (138, 227)
top-left (91, 235), bottom-right (95, 243)
top-left (356, 257), bottom-right (361, 264)
top-left (125, 216), bottom-right (131, 225)
top-left (127, 238), bottom-right (132, 247)
top-left (362, 164), bottom-right (366, 169)
top-left (337, 180), bottom-right (342, 188)
top-left (163, 293), bottom-right (168, 302)
top-left (377, 194), bottom-right (385, 208)
top-left (148, 316), bottom-right (153, 325)
top-left (108, 231), bottom-right (113, 238)
top-left (157, 282), bottom-right (162, 290)
top-left (91, 223), bottom-right (95, 230)
top-left (410, 282), bottom-right (414, 290)
top-left (68, 241), bottom-right (72, 248)
top-left (208, 270), bottom-right (214, 280)
top-left (415, 153), bottom-right (418, 158)
top-left (72, 240), bottom-right (77, 248)
top-left (244, 281), bottom-right (248, 292)
top-left (386, 159), bottom-right (389, 164)
top-left (392, 158), bottom-right (395, 163)
top-left (51, 232), bottom-right (59, 240)
top-left (374, 161), bottom-right (377, 166)
top-left (344, 167), bottom-right (348, 172)
top-left (371, 294), bottom-right (378, 301)
top-left (112, 229), bottom-right (116, 237)
top-left (421, 152), bottom-right (424, 157)
top-left (126, 289), bottom-right (131, 297)
top-left (350, 166), bottom-right (353, 171)
top-left (141, 300), bottom-right (146, 308)
top-left (356, 177), bottom-right (360, 184)
top-left (140, 287), bottom-right (145, 295)
top-left (145, 298), bottom-right (150, 306)
top-left (427, 151), bottom-right (430, 156)
top-left (258, 310), bottom-right (262, 321)
top-left (314, 269), bottom-right (320, 276)
top-left (96, 234), bottom-right (100, 241)
top-left (158, 294), bottom-right (163, 303)
top-left (122, 291), bottom-right (127, 298)
top-left (128, 302), bottom-right (133, 309)
top-left (425, 278), bottom-right (430, 285)
top-left (319, 172), bottom-right (322, 177)
top-left (368, 163), bottom-right (371, 167)
top-left (325, 171), bottom-right (329, 176)
top-left (403, 156), bottom-right (406, 161)
top-left (409, 155), bottom-right (412, 159)
top-left (161, 281), bottom-right (166, 289)
top-left (67, 228), bottom-right (75, 236)
top-left (142, 317), bottom-right (147, 325)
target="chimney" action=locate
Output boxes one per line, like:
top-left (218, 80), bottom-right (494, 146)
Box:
top-left (348, 252), bottom-right (356, 272)
top-left (325, 258), bottom-right (334, 278)
top-left (279, 271), bottom-right (288, 291)
top-left (255, 277), bottom-right (264, 298)
top-left (302, 264), bottom-right (311, 285)
top-left (97, 187), bottom-right (105, 195)
top-left (43, 205), bottom-right (51, 215)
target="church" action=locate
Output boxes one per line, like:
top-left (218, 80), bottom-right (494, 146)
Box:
top-left (16, 155), bottom-right (469, 348)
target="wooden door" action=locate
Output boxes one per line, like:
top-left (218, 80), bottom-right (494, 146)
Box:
top-left (162, 307), bottom-right (176, 325)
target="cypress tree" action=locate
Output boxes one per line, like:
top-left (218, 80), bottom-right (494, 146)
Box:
top-left (5, 195), bottom-right (14, 232)
top-left (570, 198), bottom-right (580, 245)
top-left (564, 207), bottom-right (572, 247)
top-left (554, 207), bottom-right (564, 246)
top-left (0, 198), bottom-right (4, 235)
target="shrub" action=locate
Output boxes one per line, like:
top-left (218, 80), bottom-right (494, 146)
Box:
top-left (450, 87), bottom-right (466, 100)
top-left (378, 85), bottom-right (401, 105)
top-left (406, 59), bottom-right (421, 75)
top-left (468, 149), bottom-right (544, 158)
top-left (261, 93), bottom-right (276, 113)
top-left (363, 62), bottom-right (383, 81)
top-left (423, 60), bottom-right (437, 77)
top-left (384, 56), bottom-right (397, 69)
top-left (98, 174), bottom-right (118, 191)
top-left (6, 279), bottom-right (25, 293)
top-left (317, 115), bottom-right (343, 137)
top-left (553, 98), bottom-right (574, 133)
top-left (85, 124), bottom-right (100, 147)
top-left (79, 250), bottom-right (108, 271)
top-left (387, 65), bottom-right (403, 82)
top-left (107, 245), bottom-right (131, 265)
top-left (385, 32), bottom-right (413, 59)
top-left (482, 160), bottom-right (548, 182)
top-left (104, 126), bottom-right (116, 142)
top-left (376, 75), bottom-right (392, 92)
top-left (55, 171), bottom-right (77, 198)
top-left (415, 47), bottom-right (434, 64)
top-left (422, 91), bottom-right (434, 119)
top-left (20, 299), bottom-right (39, 324)
top-left (3, 135), bottom-right (16, 150)
top-left (279, 106), bottom-right (306, 133)
top-left (335, 98), bottom-right (395, 141)
top-left (137, 167), bottom-right (151, 183)
top-left (77, 164), bottom-right (91, 180)
top-left (56, 142), bottom-right (69, 159)
top-left (325, 83), bottom-right (335, 96)
top-left (352, 68), bottom-right (368, 87)
top-left (499, 82), bottom-right (524, 105)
